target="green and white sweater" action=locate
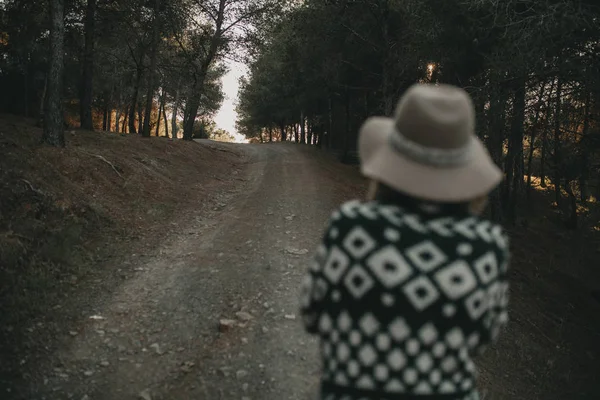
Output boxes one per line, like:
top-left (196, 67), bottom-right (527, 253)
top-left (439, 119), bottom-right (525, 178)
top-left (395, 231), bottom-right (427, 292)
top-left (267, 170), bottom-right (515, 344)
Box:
top-left (300, 199), bottom-right (510, 400)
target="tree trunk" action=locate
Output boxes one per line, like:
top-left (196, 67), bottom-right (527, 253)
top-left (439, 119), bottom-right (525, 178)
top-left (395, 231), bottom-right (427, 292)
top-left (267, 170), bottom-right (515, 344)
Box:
top-left (155, 91), bottom-right (164, 137)
top-left (102, 103), bottom-right (108, 131)
top-left (122, 105), bottom-right (128, 133)
top-left (269, 127), bottom-right (273, 142)
top-left (142, 0), bottom-right (160, 137)
top-left (300, 111), bottom-right (306, 144)
top-left (162, 94), bottom-right (169, 138)
top-left (38, 74), bottom-right (47, 127)
top-left (579, 90), bottom-right (591, 203)
top-left (80, 0), bottom-right (96, 130)
top-left (553, 78), bottom-right (563, 207)
top-left (183, 95), bottom-right (201, 140)
top-left (527, 81), bottom-right (551, 205)
top-left (540, 118), bottom-right (548, 188)
top-left (293, 124), bottom-right (299, 143)
top-left (138, 102), bottom-right (144, 135)
top-left (505, 79), bottom-right (526, 224)
top-left (171, 80), bottom-right (180, 139)
top-left (42, 0), bottom-right (65, 147)
top-left (129, 67), bottom-right (142, 134)
top-left (564, 180), bottom-right (578, 229)
top-left (280, 123), bottom-right (286, 142)
top-left (486, 83), bottom-right (508, 222)
top-left (107, 105), bottom-right (112, 132)
top-left (115, 107), bottom-right (121, 133)
top-left (316, 125), bottom-right (322, 147)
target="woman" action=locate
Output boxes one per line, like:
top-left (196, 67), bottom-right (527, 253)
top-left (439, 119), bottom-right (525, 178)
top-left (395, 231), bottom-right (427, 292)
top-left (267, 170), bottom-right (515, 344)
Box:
top-left (300, 84), bottom-right (510, 400)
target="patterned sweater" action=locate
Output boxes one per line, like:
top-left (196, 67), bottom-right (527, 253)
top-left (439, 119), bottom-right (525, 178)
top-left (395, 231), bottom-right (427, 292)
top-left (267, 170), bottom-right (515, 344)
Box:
top-left (300, 200), bottom-right (510, 400)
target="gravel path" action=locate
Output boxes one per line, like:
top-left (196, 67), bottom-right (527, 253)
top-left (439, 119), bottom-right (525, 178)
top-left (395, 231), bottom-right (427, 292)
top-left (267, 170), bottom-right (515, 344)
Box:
top-left (30, 142), bottom-right (364, 400)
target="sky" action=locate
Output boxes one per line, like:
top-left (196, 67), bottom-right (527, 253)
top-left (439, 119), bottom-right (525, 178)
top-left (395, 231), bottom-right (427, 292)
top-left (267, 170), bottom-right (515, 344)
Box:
top-left (213, 61), bottom-right (248, 143)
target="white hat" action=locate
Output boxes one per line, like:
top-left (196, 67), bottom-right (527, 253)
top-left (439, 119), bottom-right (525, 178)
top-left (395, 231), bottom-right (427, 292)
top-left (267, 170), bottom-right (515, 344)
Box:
top-left (359, 83), bottom-right (503, 202)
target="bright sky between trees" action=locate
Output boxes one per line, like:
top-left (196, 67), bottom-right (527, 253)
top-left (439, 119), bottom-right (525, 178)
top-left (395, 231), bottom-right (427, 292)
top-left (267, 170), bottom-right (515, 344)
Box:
top-left (214, 61), bottom-right (248, 143)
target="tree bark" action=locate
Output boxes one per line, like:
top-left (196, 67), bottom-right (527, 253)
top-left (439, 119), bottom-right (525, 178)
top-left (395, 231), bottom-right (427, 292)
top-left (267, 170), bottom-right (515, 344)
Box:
top-left (579, 90), bottom-right (591, 203)
top-left (115, 107), bottom-right (121, 134)
top-left (102, 103), bottom-right (108, 131)
top-left (122, 105), bottom-right (128, 133)
top-left (293, 124), bottom-right (299, 143)
top-left (155, 91), bottom-right (164, 137)
top-left (137, 102), bottom-right (144, 135)
top-left (80, 0), bottom-right (96, 130)
top-left (42, 0), bottom-right (65, 147)
top-left (38, 74), bottom-right (47, 127)
top-left (553, 78), bottom-right (563, 207)
top-left (162, 93), bottom-right (169, 138)
top-left (280, 123), bottom-right (286, 141)
top-left (300, 111), bottom-right (306, 144)
top-left (171, 79), bottom-right (180, 139)
top-left (540, 109), bottom-right (549, 188)
top-left (128, 64), bottom-right (143, 134)
top-left (486, 82), bottom-right (508, 222)
top-left (183, 95), bottom-right (201, 140)
top-left (505, 79), bottom-right (526, 224)
top-left (564, 180), bottom-right (578, 229)
top-left (527, 82), bottom-right (550, 205)
top-left (142, 0), bottom-right (160, 137)
top-left (107, 105), bottom-right (112, 132)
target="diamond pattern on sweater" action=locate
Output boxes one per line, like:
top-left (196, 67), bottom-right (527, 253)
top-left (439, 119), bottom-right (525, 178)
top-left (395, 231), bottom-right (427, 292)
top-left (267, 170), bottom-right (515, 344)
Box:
top-left (434, 260), bottom-right (478, 300)
top-left (323, 246), bottom-right (350, 283)
top-left (465, 289), bottom-right (488, 320)
top-left (474, 251), bottom-right (499, 284)
top-left (344, 265), bottom-right (374, 299)
top-left (403, 276), bottom-right (440, 311)
top-left (343, 227), bottom-right (377, 259)
top-left (367, 246), bottom-right (413, 288)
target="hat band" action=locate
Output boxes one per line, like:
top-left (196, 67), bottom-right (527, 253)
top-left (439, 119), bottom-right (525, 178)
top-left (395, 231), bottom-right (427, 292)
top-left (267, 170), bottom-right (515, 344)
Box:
top-left (388, 129), bottom-right (474, 168)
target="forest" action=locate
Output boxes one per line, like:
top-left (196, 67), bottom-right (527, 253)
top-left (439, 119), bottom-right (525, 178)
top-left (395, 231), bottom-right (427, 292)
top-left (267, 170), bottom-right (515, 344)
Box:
top-left (0, 0), bottom-right (288, 141)
top-left (236, 0), bottom-right (600, 227)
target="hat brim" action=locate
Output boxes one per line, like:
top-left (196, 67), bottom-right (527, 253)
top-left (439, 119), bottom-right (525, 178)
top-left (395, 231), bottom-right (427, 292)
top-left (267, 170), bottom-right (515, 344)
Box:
top-left (358, 117), bottom-right (503, 202)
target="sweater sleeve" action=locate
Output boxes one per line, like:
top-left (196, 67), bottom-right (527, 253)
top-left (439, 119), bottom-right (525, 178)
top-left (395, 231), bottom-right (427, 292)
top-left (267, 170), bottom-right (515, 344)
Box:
top-left (299, 217), bottom-right (336, 335)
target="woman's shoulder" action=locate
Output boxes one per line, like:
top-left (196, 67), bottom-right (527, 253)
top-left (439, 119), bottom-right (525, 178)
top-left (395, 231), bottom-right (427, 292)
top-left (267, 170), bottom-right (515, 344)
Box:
top-left (327, 200), bottom-right (509, 253)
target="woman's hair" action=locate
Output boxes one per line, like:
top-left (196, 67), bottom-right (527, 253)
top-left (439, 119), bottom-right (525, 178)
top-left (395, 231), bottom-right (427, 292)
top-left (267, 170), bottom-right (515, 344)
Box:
top-left (367, 181), bottom-right (488, 215)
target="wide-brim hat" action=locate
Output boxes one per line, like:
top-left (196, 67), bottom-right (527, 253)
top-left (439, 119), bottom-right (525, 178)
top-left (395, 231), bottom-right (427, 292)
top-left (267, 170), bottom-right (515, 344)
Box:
top-left (358, 83), bottom-right (503, 202)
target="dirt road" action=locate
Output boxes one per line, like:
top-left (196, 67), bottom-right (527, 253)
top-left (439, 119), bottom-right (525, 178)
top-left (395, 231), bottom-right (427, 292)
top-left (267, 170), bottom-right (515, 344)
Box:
top-left (28, 142), bottom-right (365, 400)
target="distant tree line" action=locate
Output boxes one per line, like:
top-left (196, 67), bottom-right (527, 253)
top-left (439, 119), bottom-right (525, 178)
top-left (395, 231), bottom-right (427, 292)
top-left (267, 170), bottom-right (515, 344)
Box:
top-left (236, 0), bottom-right (600, 226)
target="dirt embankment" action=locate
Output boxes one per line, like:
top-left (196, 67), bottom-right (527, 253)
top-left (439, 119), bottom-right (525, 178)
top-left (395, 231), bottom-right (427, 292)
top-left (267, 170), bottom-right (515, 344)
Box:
top-left (0, 115), bottom-right (244, 387)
